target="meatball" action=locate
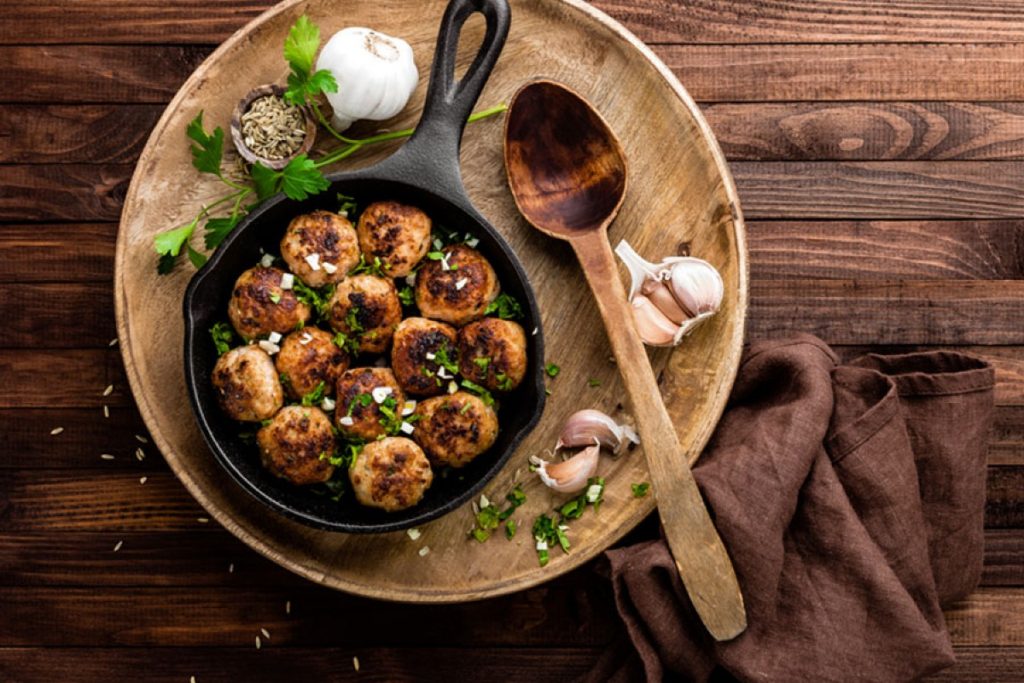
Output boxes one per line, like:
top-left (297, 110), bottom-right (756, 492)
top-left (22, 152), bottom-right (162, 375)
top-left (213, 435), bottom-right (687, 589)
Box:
top-left (211, 345), bottom-right (284, 422)
top-left (349, 436), bottom-right (433, 512)
top-left (256, 405), bottom-right (336, 485)
top-left (390, 317), bottom-right (458, 397)
top-left (280, 210), bottom-right (360, 287)
top-left (457, 318), bottom-right (528, 392)
top-left (412, 391), bottom-right (499, 468)
top-left (275, 327), bottom-right (349, 400)
top-left (335, 367), bottom-right (406, 441)
top-left (355, 201), bottom-right (432, 278)
top-left (415, 243), bottom-right (499, 325)
top-left (326, 275), bottom-right (402, 355)
top-left (228, 266), bottom-right (311, 340)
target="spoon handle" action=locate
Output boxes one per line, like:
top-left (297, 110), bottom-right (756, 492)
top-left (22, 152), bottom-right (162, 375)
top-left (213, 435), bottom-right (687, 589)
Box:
top-left (570, 230), bottom-right (747, 642)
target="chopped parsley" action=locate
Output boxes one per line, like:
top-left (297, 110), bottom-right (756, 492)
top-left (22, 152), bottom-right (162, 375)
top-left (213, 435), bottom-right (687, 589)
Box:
top-left (209, 321), bottom-right (234, 356)
top-left (377, 395), bottom-right (409, 435)
top-left (337, 192), bottom-right (358, 217)
top-left (530, 477), bottom-right (605, 566)
top-left (495, 372), bottom-right (514, 391)
top-left (332, 331), bottom-right (359, 354)
top-left (470, 485), bottom-right (526, 543)
top-left (292, 279), bottom-right (333, 319)
top-left (587, 378), bottom-right (601, 388)
top-left (473, 356), bottom-right (491, 372)
top-left (505, 519), bottom-right (518, 539)
top-left (344, 304), bottom-right (364, 333)
top-left (350, 253), bottom-right (390, 277)
top-left (300, 381), bottom-right (326, 407)
top-left (460, 379), bottom-right (494, 406)
top-left (434, 341), bottom-right (459, 374)
top-left (632, 482), bottom-right (651, 498)
top-left (398, 286), bottom-right (415, 306)
top-left (485, 292), bottom-right (523, 319)
top-left (344, 392), bottom-right (373, 418)
top-left (269, 292), bottom-right (282, 304)
top-left (545, 362), bottom-right (560, 378)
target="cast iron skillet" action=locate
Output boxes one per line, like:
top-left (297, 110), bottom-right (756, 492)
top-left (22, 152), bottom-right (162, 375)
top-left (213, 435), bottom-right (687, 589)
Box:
top-left (183, 0), bottom-right (545, 533)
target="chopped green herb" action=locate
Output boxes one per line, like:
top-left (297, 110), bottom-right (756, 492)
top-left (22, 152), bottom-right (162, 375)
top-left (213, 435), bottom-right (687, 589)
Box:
top-left (377, 395), bottom-right (405, 435)
top-left (397, 286), bottom-right (415, 306)
top-left (545, 363), bottom-right (560, 378)
top-left (426, 251), bottom-right (445, 261)
top-left (344, 305), bottom-right (364, 333)
top-left (269, 292), bottom-right (282, 304)
top-left (485, 292), bottom-right (523, 320)
top-left (473, 356), bottom-right (491, 372)
top-left (460, 379), bottom-right (494, 406)
top-left (260, 418), bottom-right (273, 428)
top-left (350, 253), bottom-right (390, 277)
top-left (209, 321), bottom-right (234, 356)
top-left (345, 392), bottom-right (373, 418)
top-left (631, 482), bottom-right (651, 498)
top-left (279, 372), bottom-right (291, 388)
top-left (332, 331), bottom-right (359, 354)
top-left (434, 341), bottom-right (459, 374)
top-left (292, 279), bottom-right (333, 319)
top-left (505, 519), bottom-right (517, 540)
top-left (495, 372), bottom-right (513, 391)
top-left (470, 485), bottom-right (526, 543)
top-left (337, 192), bottom-right (358, 217)
top-left (587, 378), bottom-right (602, 387)
top-left (300, 381), bottom-right (326, 407)
top-left (459, 402), bottom-right (472, 415)
top-left (282, 15), bottom-right (339, 107)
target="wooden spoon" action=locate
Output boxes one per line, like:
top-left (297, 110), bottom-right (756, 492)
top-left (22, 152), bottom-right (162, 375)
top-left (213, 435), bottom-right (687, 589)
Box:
top-left (504, 80), bottom-right (747, 641)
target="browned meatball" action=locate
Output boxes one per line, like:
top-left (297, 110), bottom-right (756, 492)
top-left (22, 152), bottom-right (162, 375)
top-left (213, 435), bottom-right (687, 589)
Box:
top-left (412, 391), bottom-right (498, 468)
top-left (280, 210), bottom-right (360, 287)
top-left (228, 266), bottom-right (311, 340)
top-left (349, 436), bottom-right (433, 512)
top-left (390, 317), bottom-right (458, 397)
top-left (457, 318), bottom-right (527, 392)
top-left (211, 345), bottom-right (284, 422)
top-left (256, 406), bottom-right (336, 485)
top-left (334, 367), bottom-right (406, 441)
top-left (326, 275), bottom-right (402, 355)
top-left (355, 201), bottom-right (432, 278)
top-left (414, 244), bottom-right (499, 325)
top-left (274, 327), bottom-right (349, 400)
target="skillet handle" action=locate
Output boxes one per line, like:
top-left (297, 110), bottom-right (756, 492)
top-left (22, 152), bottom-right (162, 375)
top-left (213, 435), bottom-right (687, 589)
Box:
top-left (370, 0), bottom-right (510, 201)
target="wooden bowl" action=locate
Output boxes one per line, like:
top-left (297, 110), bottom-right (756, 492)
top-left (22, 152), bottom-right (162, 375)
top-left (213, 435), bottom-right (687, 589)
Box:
top-left (230, 84), bottom-right (317, 170)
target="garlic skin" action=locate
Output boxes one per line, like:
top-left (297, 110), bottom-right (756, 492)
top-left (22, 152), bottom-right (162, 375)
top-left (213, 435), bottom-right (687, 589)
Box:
top-left (531, 443), bottom-right (600, 494)
top-left (615, 239), bottom-right (724, 346)
top-left (316, 27), bottom-right (419, 132)
top-left (556, 409), bottom-right (639, 454)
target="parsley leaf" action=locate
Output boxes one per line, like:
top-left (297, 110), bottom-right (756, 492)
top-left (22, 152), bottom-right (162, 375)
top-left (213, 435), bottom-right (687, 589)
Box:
top-left (434, 341), bottom-right (459, 374)
top-left (545, 363), bottom-right (560, 378)
top-left (283, 16), bottom-right (338, 106)
top-left (209, 321), bottom-right (234, 355)
top-left (279, 154), bottom-right (329, 201)
top-left (300, 381), bottom-right (327, 407)
top-left (460, 379), bottom-right (494, 406)
top-left (495, 372), bottom-right (513, 391)
top-left (154, 215), bottom-right (201, 273)
top-left (349, 253), bottom-right (390, 277)
top-left (485, 292), bottom-right (523, 319)
top-left (631, 482), bottom-right (651, 498)
top-left (332, 331), bottom-right (359, 355)
top-left (588, 378), bottom-right (602, 388)
top-left (186, 111), bottom-right (224, 176)
top-left (204, 214), bottom-right (240, 249)
top-left (249, 162), bottom-right (280, 200)
top-left (397, 286), bottom-right (415, 306)
top-left (187, 245), bottom-right (208, 268)
top-left (474, 357), bottom-right (491, 372)
top-left (337, 193), bottom-right (358, 217)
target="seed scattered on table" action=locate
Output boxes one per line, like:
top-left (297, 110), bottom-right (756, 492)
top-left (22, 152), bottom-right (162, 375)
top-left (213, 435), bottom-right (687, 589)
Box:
top-left (255, 635), bottom-right (261, 650)
top-left (102, 384), bottom-right (114, 397)
top-left (286, 600), bottom-right (292, 615)
top-left (261, 628), bottom-right (270, 639)
top-left (419, 546), bottom-right (430, 557)
top-left (228, 563), bottom-right (234, 573)
top-left (100, 454), bottom-right (115, 461)
top-left (50, 427), bottom-right (63, 435)
top-left (135, 448), bottom-right (145, 461)
top-left (139, 476), bottom-right (147, 485)
top-left (407, 528), bottom-right (421, 541)
top-left (353, 656), bottom-right (360, 672)
top-left (197, 517), bottom-right (209, 524)
top-left (103, 405), bottom-right (110, 418)
top-left (135, 434), bottom-right (149, 444)
top-left (109, 338), bottom-right (118, 347)
top-left (113, 540), bottom-right (123, 552)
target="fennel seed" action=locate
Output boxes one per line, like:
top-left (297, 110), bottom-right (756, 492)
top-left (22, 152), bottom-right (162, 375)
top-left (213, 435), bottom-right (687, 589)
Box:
top-left (240, 95), bottom-right (306, 161)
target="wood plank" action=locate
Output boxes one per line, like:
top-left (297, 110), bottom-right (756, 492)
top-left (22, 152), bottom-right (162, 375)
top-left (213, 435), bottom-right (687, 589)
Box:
top-left (3, 46), bottom-right (208, 104)
top-left (0, 350), bottom-right (128, 408)
top-left (0, 165), bottom-right (130, 222)
top-left (0, 408), bottom-right (157, 470)
top-left (732, 161), bottom-right (1024, 220)
top-left (0, 647), bottom-right (600, 681)
top-left (12, 161), bottom-right (1024, 223)
top-left (925, 647), bottom-right (1024, 681)
top-left (705, 103), bottom-right (1024, 162)
top-left (663, 44), bottom-right (1024, 103)
top-left (945, 588), bottom-right (1024, 646)
top-left (0, 224), bottom-right (116, 283)
top-left (0, 105), bottom-right (160, 163)
top-left (749, 280), bottom-right (1024, 345)
top-left (748, 220), bottom-right (1024, 281)
top-left (0, 581), bottom-right (618, 646)
top-left (2, 469), bottom-right (1020, 531)
top-left (0, 283), bottom-right (113, 348)
top-left (9, 44), bottom-right (1024, 105)
top-left (6, 0), bottom-right (1024, 45)
top-left (0, 528), bottom-right (1017, 589)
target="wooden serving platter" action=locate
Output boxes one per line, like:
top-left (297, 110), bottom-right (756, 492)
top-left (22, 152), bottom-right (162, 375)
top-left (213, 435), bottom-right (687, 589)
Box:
top-left (115, 0), bottom-right (747, 602)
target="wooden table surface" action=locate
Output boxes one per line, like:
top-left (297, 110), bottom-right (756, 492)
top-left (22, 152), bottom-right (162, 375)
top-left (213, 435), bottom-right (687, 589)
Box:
top-left (3, 1), bottom-right (1024, 680)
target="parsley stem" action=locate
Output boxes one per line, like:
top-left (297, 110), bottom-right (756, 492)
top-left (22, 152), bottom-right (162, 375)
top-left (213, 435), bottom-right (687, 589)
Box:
top-left (311, 101), bottom-right (361, 145)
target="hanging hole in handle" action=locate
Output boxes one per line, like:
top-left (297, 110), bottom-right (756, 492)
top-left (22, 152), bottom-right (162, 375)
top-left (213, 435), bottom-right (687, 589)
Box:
top-left (453, 12), bottom-right (487, 88)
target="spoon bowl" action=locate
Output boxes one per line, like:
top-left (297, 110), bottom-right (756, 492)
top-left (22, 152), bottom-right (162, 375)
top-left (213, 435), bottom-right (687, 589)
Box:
top-left (504, 79), bottom-right (747, 641)
top-left (505, 81), bottom-right (627, 236)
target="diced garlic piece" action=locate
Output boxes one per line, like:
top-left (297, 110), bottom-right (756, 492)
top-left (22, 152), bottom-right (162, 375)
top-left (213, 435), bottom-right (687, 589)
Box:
top-left (535, 540), bottom-right (548, 551)
top-left (425, 352), bottom-right (436, 361)
top-left (268, 331), bottom-right (282, 344)
top-left (586, 484), bottom-right (603, 503)
top-left (321, 397), bottom-right (336, 411)
top-left (402, 400), bottom-right (417, 416)
top-left (454, 278), bottom-right (468, 290)
top-left (280, 273), bottom-right (295, 289)
top-left (300, 331), bottom-right (314, 345)
top-left (407, 528), bottom-right (421, 541)
top-left (406, 272), bottom-right (416, 286)
top-left (258, 340), bottom-right (280, 355)
top-left (322, 262), bottom-right (338, 274)
top-left (466, 237), bottom-right (480, 248)
top-left (448, 381), bottom-right (458, 394)
top-left (371, 386), bottom-right (393, 403)
top-left (304, 253), bottom-right (321, 271)
top-left (400, 421), bottom-right (415, 435)
top-left (260, 254), bottom-right (275, 267)
top-left (339, 416), bottom-right (355, 427)
top-left (480, 494), bottom-right (491, 508)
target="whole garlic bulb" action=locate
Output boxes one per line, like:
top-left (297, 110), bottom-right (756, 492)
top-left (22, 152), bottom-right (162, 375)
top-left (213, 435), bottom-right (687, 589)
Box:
top-left (316, 27), bottom-right (419, 132)
top-left (615, 239), bottom-right (724, 347)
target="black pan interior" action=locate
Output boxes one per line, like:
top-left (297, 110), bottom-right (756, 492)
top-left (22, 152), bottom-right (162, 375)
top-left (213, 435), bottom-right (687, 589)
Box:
top-left (183, 176), bottom-right (546, 533)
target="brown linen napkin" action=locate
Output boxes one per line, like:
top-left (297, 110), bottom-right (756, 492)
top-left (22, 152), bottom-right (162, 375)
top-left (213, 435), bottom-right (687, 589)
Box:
top-left (588, 335), bottom-right (995, 683)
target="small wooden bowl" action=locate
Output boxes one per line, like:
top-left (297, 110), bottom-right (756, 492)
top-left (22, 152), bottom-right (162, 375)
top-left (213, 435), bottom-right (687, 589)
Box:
top-left (230, 84), bottom-right (317, 170)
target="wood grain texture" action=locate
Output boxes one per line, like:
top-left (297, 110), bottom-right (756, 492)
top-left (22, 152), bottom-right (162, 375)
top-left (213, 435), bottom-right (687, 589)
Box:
top-left (7, 0), bottom-right (1024, 45)
top-left (705, 103), bottom-right (1024, 162)
top-left (0, 105), bottom-right (161, 163)
top-left (0, 350), bottom-right (127, 408)
top-left (0, 224), bottom-right (117, 283)
top-left (0, 165), bottom-right (130, 221)
top-left (0, 408), bottom-right (153, 469)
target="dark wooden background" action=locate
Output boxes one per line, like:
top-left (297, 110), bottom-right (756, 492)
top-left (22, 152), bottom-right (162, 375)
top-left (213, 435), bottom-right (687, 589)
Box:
top-left (3, 0), bottom-right (1024, 680)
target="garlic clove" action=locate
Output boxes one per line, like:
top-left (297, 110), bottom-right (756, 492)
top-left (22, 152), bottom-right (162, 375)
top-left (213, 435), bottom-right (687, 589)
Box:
top-left (556, 409), bottom-right (640, 454)
top-left (666, 257), bottom-right (724, 318)
top-left (631, 295), bottom-right (679, 346)
top-left (614, 239), bottom-right (662, 300)
top-left (531, 443), bottom-right (600, 493)
top-left (641, 278), bottom-right (689, 324)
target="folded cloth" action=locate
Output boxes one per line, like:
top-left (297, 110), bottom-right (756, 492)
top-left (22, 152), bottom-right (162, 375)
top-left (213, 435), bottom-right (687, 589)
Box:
top-left (587, 335), bottom-right (995, 683)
